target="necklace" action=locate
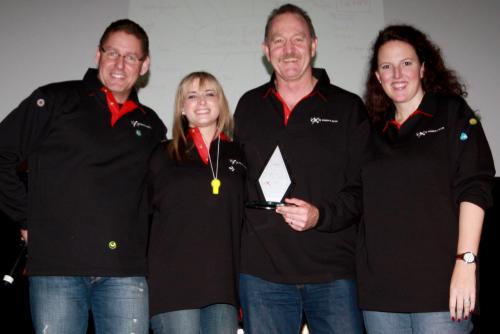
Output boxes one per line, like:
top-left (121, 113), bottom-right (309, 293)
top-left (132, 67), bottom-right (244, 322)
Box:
top-left (207, 136), bottom-right (221, 195)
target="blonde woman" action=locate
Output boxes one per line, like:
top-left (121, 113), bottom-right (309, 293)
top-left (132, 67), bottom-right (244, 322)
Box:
top-left (148, 72), bottom-right (245, 334)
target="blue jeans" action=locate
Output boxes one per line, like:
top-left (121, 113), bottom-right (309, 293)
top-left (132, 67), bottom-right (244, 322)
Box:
top-left (239, 274), bottom-right (363, 334)
top-left (363, 311), bottom-right (473, 334)
top-left (29, 276), bottom-right (149, 334)
top-left (150, 303), bottom-right (238, 334)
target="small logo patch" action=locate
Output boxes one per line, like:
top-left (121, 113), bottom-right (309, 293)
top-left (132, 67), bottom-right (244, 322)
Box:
top-left (131, 120), bottom-right (152, 129)
top-left (415, 126), bottom-right (445, 138)
top-left (228, 159), bottom-right (247, 172)
top-left (310, 117), bottom-right (339, 125)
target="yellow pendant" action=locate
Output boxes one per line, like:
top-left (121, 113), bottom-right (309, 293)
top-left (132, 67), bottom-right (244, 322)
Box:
top-left (211, 178), bottom-right (221, 195)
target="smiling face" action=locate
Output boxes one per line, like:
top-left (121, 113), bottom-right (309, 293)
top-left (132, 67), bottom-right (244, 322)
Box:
top-left (96, 31), bottom-right (150, 103)
top-left (263, 12), bottom-right (317, 84)
top-left (375, 40), bottom-right (425, 112)
top-left (182, 78), bottom-right (220, 132)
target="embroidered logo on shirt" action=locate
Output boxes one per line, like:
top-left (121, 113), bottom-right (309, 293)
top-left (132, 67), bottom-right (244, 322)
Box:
top-left (310, 117), bottom-right (339, 125)
top-left (131, 120), bottom-right (152, 130)
top-left (228, 159), bottom-right (247, 172)
top-left (415, 126), bottom-right (445, 138)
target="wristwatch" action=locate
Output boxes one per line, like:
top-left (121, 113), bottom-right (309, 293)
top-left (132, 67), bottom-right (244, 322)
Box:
top-left (456, 252), bottom-right (477, 264)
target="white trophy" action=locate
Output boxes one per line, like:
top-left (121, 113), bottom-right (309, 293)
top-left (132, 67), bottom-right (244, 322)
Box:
top-left (246, 145), bottom-right (294, 210)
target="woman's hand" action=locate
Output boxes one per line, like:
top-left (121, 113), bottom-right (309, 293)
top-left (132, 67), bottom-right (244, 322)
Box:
top-left (449, 260), bottom-right (476, 321)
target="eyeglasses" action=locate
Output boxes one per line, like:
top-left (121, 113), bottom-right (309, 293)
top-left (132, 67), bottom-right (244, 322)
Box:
top-left (99, 47), bottom-right (145, 65)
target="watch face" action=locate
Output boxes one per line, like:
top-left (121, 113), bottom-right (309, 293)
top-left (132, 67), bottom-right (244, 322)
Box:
top-left (463, 252), bottom-right (475, 263)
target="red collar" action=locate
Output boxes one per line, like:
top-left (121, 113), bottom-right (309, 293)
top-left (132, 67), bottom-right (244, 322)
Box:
top-left (101, 87), bottom-right (139, 127)
top-left (383, 109), bottom-right (433, 132)
top-left (187, 127), bottom-right (228, 164)
top-left (270, 88), bottom-right (321, 126)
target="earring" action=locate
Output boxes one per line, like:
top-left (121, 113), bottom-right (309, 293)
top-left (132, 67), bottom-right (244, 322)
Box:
top-left (181, 110), bottom-right (186, 115)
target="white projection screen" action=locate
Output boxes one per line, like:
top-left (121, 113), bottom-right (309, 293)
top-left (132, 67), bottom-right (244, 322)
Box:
top-left (128, 0), bottom-right (384, 127)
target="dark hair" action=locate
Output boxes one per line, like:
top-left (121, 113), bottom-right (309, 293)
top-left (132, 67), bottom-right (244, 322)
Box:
top-left (264, 3), bottom-right (316, 41)
top-left (99, 19), bottom-right (149, 58)
top-left (364, 24), bottom-right (466, 123)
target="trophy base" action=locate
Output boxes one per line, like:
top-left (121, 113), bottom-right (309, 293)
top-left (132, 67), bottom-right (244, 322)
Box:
top-left (246, 201), bottom-right (284, 210)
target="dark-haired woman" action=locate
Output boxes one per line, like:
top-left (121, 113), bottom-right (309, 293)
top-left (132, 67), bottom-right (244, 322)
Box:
top-left (148, 72), bottom-right (245, 334)
top-left (314, 25), bottom-right (495, 333)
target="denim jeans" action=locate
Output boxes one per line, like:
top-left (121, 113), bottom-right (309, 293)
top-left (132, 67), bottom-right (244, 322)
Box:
top-left (363, 311), bottom-right (473, 334)
top-left (239, 274), bottom-right (363, 334)
top-left (29, 276), bottom-right (149, 334)
top-left (150, 303), bottom-right (238, 334)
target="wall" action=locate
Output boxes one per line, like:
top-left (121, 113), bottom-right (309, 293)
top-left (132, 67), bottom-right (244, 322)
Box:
top-left (1, 0), bottom-right (498, 172)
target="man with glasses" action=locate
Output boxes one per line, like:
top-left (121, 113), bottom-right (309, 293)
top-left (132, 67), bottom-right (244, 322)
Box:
top-left (0, 19), bottom-right (166, 334)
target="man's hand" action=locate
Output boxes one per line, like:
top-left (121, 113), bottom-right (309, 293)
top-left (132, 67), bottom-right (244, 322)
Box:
top-left (275, 198), bottom-right (319, 231)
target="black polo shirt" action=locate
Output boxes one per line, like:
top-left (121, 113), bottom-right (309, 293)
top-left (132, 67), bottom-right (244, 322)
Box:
top-left (0, 69), bottom-right (166, 276)
top-left (234, 68), bottom-right (369, 283)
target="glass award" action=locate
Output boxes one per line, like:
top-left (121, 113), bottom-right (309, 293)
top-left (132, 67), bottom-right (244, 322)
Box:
top-left (246, 145), bottom-right (294, 210)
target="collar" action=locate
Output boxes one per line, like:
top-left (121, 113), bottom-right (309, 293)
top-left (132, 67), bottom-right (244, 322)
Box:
top-left (83, 68), bottom-right (143, 106)
top-left (262, 68), bottom-right (329, 125)
top-left (383, 109), bottom-right (433, 132)
top-left (83, 68), bottom-right (145, 126)
top-left (187, 127), bottom-right (229, 164)
top-left (383, 93), bottom-right (435, 132)
top-left (262, 68), bottom-right (330, 102)
top-left (100, 87), bottom-right (139, 127)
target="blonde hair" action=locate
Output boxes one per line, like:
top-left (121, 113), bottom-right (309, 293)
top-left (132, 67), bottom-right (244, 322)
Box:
top-left (169, 71), bottom-right (233, 161)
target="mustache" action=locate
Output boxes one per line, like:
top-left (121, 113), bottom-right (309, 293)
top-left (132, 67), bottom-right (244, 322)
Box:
top-left (281, 53), bottom-right (301, 61)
